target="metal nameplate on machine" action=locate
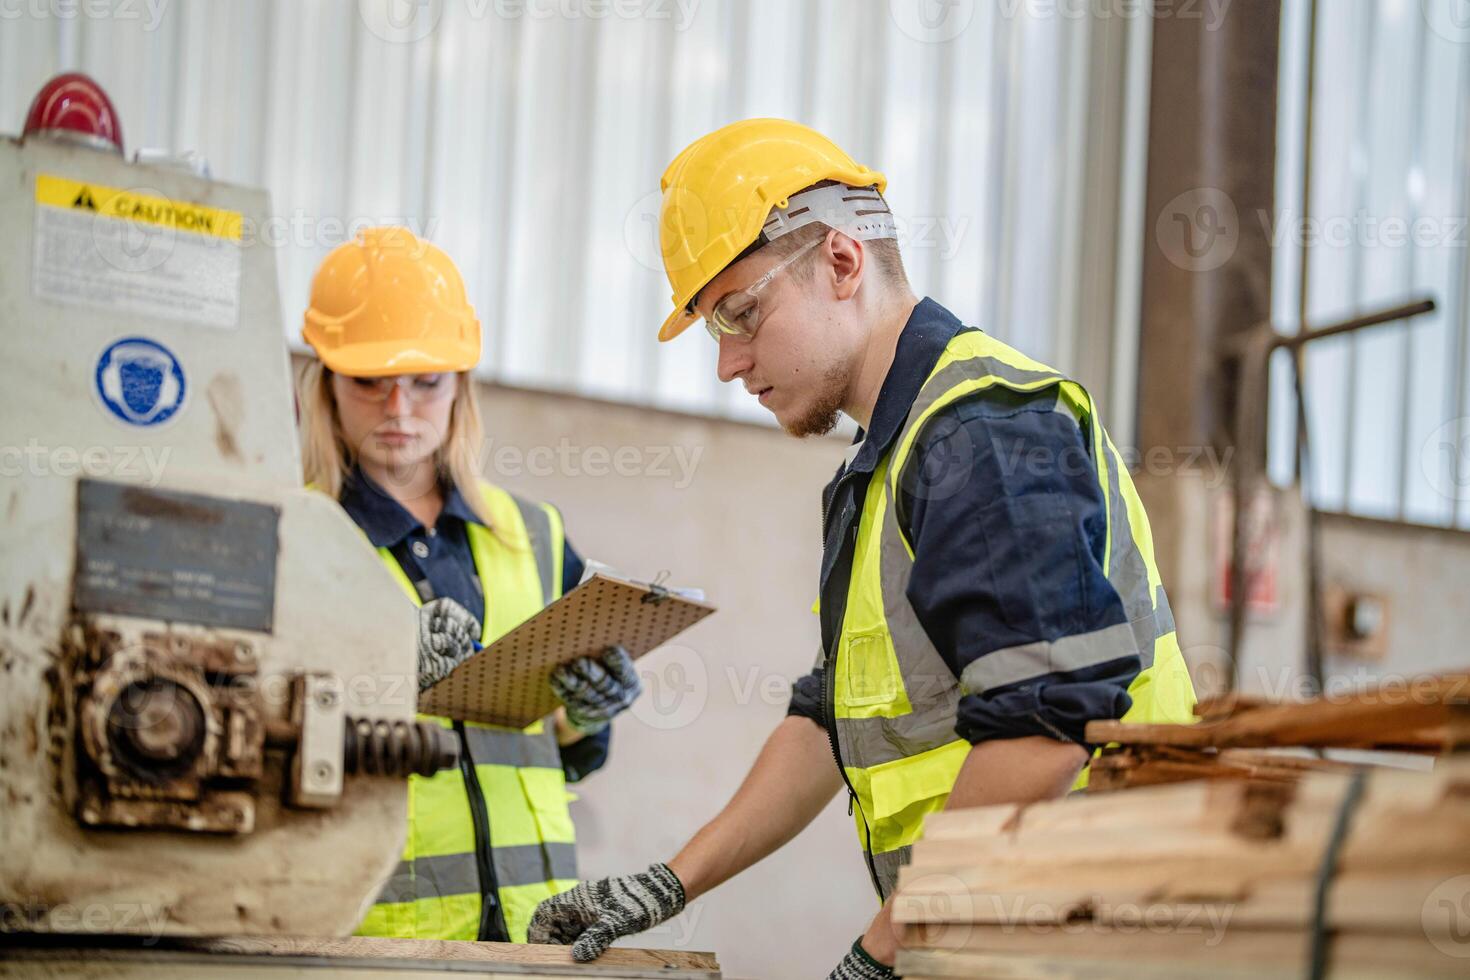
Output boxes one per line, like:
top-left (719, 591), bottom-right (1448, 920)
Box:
top-left (73, 478), bottom-right (280, 633)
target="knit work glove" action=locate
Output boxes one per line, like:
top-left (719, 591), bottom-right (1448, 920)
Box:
top-left (549, 646), bottom-right (643, 735)
top-left (416, 597), bottom-right (481, 693)
top-left (827, 939), bottom-right (895, 980)
top-left (527, 862), bottom-right (685, 962)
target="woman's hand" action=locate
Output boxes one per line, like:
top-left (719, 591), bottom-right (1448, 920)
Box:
top-left (416, 597), bottom-right (482, 693)
top-left (549, 647), bottom-right (643, 736)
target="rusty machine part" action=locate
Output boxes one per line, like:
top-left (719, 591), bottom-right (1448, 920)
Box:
top-left (66, 627), bottom-right (460, 833)
top-left (70, 626), bottom-right (264, 834)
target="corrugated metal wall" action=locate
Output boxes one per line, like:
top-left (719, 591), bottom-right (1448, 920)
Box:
top-left (1271, 0), bottom-right (1470, 528)
top-left (0, 0), bottom-right (1146, 434)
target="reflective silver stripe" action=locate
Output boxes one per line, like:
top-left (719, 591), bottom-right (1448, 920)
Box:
top-left (494, 840), bottom-right (578, 890)
top-left (1153, 584), bottom-right (1176, 636)
top-left (959, 619), bottom-right (1154, 696)
top-left (871, 845), bottom-right (912, 900)
top-left (510, 494), bottom-right (557, 606)
top-left (463, 722), bottom-right (562, 770)
top-left (1096, 437), bottom-right (1164, 675)
top-left (374, 843), bottom-right (579, 905)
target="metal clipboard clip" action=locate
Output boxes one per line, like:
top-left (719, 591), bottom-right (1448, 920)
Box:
top-left (640, 570), bottom-right (673, 605)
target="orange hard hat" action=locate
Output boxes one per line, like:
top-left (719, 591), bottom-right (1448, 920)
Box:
top-left (302, 227), bottom-right (481, 376)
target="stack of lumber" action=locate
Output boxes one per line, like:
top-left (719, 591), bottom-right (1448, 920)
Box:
top-left (1086, 674), bottom-right (1470, 792)
top-left (891, 685), bottom-right (1470, 978)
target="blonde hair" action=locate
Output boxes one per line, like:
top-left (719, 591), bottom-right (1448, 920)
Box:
top-left (298, 360), bottom-right (492, 525)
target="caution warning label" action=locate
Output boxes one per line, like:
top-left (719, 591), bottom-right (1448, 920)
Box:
top-left (32, 173), bottom-right (244, 330)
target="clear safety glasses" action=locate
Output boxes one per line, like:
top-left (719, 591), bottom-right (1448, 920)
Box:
top-left (703, 237), bottom-right (822, 342)
top-left (341, 373), bottom-right (457, 404)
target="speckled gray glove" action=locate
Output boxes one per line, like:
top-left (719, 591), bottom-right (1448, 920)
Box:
top-left (549, 646), bottom-right (642, 735)
top-left (828, 940), bottom-right (894, 980)
top-left (416, 597), bottom-right (481, 693)
top-left (527, 862), bottom-right (685, 962)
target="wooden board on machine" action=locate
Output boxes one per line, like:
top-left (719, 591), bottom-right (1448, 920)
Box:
top-left (891, 755), bottom-right (1470, 979)
top-left (419, 573), bottom-right (715, 729)
top-left (1083, 671), bottom-right (1470, 792)
top-left (182, 936), bottom-right (719, 971)
top-left (4, 936), bottom-right (724, 978)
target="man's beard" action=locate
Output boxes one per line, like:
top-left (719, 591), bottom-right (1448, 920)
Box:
top-left (782, 361), bottom-right (847, 438)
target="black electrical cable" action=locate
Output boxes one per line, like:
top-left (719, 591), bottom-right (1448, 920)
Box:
top-left (1306, 768), bottom-right (1368, 979)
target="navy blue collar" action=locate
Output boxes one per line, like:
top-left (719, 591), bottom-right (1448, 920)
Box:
top-left (338, 467), bottom-right (480, 548)
top-left (845, 297), bottom-right (967, 475)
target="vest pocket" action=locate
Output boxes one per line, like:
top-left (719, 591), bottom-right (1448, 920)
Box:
top-left (516, 767), bottom-right (576, 846)
top-left (838, 628), bottom-right (902, 709)
top-left (861, 740), bottom-right (969, 853)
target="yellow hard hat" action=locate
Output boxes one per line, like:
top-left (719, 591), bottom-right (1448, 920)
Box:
top-left (302, 226), bottom-right (481, 376)
top-left (656, 118), bottom-right (887, 342)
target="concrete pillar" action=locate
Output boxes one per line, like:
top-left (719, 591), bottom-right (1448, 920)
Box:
top-left (1136, 0), bottom-right (1281, 461)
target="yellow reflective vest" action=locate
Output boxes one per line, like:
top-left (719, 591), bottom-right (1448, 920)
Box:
top-left (830, 330), bottom-right (1198, 898)
top-left (351, 481), bottom-right (579, 942)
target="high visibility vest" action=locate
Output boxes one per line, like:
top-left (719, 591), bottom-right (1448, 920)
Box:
top-left (832, 330), bottom-right (1198, 899)
top-left (352, 481), bottom-right (579, 942)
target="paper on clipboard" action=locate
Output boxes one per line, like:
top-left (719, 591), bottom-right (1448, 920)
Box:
top-left (417, 571), bottom-right (715, 728)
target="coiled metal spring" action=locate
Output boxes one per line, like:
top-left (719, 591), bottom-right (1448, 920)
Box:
top-left (343, 718), bottom-right (459, 777)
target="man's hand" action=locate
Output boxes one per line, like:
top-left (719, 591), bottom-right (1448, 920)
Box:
top-left (827, 939), bottom-right (895, 980)
top-left (527, 863), bottom-right (685, 961)
top-left (549, 647), bottom-right (642, 735)
top-left (416, 597), bottom-right (481, 693)
top-left (532, 716), bottom-right (836, 963)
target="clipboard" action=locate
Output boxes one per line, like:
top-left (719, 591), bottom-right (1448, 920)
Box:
top-left (418, 573), bottom-right (716, 728)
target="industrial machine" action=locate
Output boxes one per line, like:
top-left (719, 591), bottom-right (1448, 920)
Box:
top-left (0, 76), bottom-right (718, 979)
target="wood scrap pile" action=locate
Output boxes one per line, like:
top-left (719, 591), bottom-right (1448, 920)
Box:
top-left (1086, 674), bottom-right (1470, 792)
top-left (891, 673), bottom-right (1470, 978)
top-left (892, 756), bottom-right (1470, 978)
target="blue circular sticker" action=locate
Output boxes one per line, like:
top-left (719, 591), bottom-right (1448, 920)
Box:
top-left (95, 337), bottom-right (187, 427)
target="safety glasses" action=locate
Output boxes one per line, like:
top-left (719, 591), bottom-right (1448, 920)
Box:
top-left (703, 237), bottom-right (823, 342)
top-left (341, 373), bottom-right (457, 405)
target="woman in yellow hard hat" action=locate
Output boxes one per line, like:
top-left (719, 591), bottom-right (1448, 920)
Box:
top-left (299, 226), bottom-right (642, 943)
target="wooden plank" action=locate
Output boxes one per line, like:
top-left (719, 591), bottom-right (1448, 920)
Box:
top-left (1086, 675), bottom-right (1470, 751)
top-left (895, 746), bottom-right (1470, 977)
top-left (894, 930), bottom-right (1464, 979)
top-left (1088, 746), bottom-right (1358, 792)
top-left (892, 871), bottom-right (1464, 933)
top-left (897, 762), bottom-right (1470, 935)
top-left (918, 759), bottom-right (1470, 857)
top-left (1192, 692), bottom-right (1271, 721)
top-left (172, 937), bottom-right (719, 973)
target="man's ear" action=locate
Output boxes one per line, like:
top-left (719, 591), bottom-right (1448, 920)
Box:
top-left (827, 231), bottom-right (864, 301)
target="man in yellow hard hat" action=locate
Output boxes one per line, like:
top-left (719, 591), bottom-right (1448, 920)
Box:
top-left (529, 119), bottom-right (1198, 978)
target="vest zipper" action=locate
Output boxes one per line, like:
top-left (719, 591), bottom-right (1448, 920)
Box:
top-left (820, 469), bottom-right (886, 902)
top-left (455, 721), bottom-right (510, 942)
top-left (824, 656), bottom-right (885, 900)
